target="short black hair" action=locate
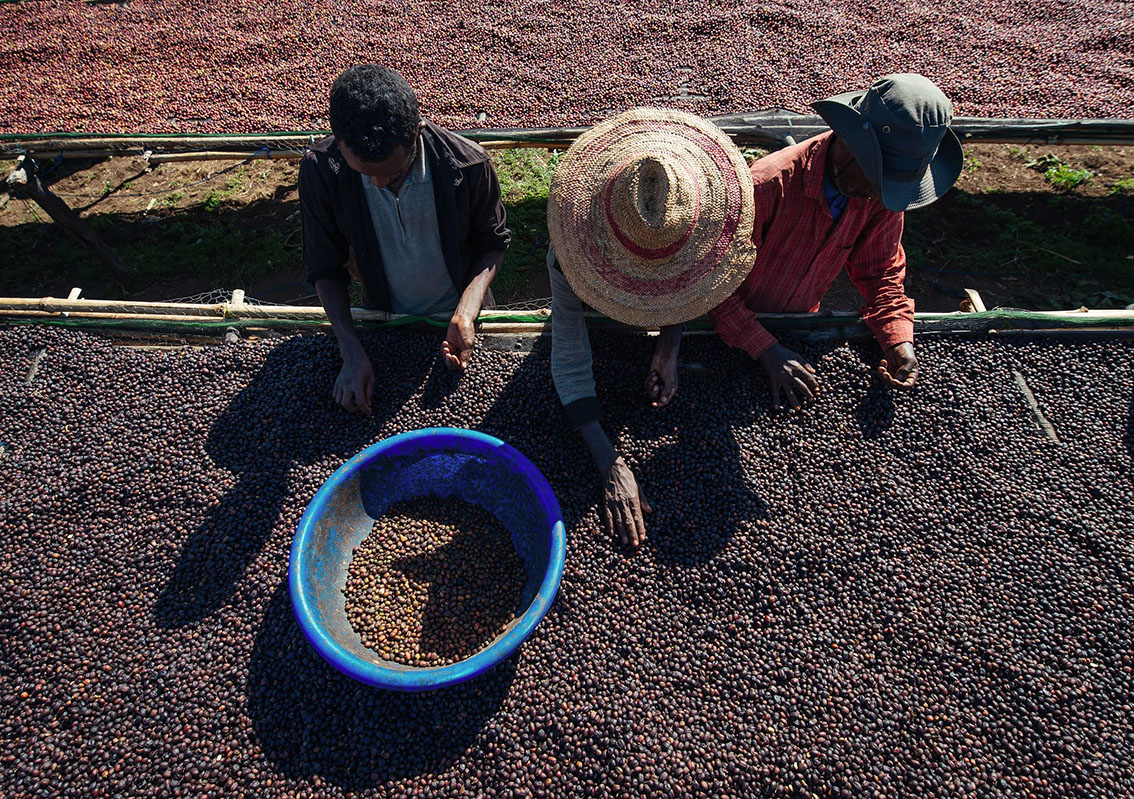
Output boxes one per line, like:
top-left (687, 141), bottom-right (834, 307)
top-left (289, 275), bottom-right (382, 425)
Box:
top-left (329, 65), bottom-right (420, 163)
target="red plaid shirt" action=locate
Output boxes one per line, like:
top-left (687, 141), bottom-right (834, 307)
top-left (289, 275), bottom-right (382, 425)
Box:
top-left (709, 132), bottom-right (915, 359)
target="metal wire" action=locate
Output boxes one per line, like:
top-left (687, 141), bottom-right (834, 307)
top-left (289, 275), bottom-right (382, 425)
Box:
top-left (162, 289), bottom-right (272, 306)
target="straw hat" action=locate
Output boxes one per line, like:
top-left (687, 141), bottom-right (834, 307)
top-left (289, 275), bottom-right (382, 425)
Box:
top-left (548, 108), bottom-right (757, 327)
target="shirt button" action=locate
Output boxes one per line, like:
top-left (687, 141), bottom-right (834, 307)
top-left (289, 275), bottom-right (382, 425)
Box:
top-left (882, 125), bottom-right (891, 134)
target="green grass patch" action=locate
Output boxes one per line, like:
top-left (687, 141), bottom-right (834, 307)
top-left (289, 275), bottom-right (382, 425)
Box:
top-left (742, 147), bottom-right (770, 165)
top-left (118, 214), bottom-right (293, 285)
top-left (1024, 152), bottom-right (1062, 172)
top-left (202, 169), bottom-right (246, 212)
top-left (1, 209), bottom-right (298, 291)
top-left (491, 148), bottom-right (561, 298)
top-left (1024, 152), bottom-right (1093, 191)
top-left (1108, 177), bottom-right (1134, 196)
top-left (1044, 163), bottom-right (1093, 191)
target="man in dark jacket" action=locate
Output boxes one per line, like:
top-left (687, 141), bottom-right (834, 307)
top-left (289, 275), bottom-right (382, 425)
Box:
top-left (300, 65), bottom-right (511, 414)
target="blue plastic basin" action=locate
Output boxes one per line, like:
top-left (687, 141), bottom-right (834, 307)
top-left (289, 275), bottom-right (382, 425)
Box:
top-left (289, 427), bottom-right (566, 691)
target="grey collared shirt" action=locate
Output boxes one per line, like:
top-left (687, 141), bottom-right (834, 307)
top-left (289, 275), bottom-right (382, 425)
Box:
top-left (361, 137), bottom-right (460, 315)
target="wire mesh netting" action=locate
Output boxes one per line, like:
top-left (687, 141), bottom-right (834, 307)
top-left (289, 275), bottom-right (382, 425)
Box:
top-left (158, 289), bottom-right (553, 312)
top-left (163, 290), bottom-right (274, 307)
top-left (491, 298), bottom-right (552, 312)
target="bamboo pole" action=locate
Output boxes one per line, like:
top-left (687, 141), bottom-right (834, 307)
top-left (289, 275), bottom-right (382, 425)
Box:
top-left (3, 296), bottom-right (1134, 323)
top-left (0, 310), bottom-right (241, 323)
top-left (0, 309), bottom-right (556, 333)
top-left (31, 149), bottom-right (146, 161)
top-left (3, 298), bottom-right (1134, 341)
top-left (0, 296), bottom-right (554, 322)
top-left (6, 313), bottom-right (1134, 339)
top-left (29, 142), bottom-right (566, 162)
top-left (961, 289), bottom-right (987, 313)
top-left (146, 150), bottom-right (303, 163)
top-left (1, 135), bottom-right (317, 152)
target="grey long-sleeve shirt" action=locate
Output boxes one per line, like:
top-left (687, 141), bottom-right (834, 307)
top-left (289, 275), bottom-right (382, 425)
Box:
top-left (548, 245), bottom-right (602, 429)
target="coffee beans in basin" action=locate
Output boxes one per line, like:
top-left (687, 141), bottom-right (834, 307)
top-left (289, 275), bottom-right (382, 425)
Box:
top-left (343, 497), bottom-right (526, 667)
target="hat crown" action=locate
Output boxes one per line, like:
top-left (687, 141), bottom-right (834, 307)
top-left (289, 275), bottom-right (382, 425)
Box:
top-left (860, 73), bottom-right (954, 131)
top-left (811, 74), bottom-right (963, 211)
top-left (857, 74), bottom-right (952, 177)
top-left (546, 107), bottom-right (758, 326)
top-left (629, 156), bottom-right (673, 229)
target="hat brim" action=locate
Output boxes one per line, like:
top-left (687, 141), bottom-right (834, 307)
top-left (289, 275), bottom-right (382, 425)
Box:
top-left (879, 128), bottom-right (963, 211)
top-left (812, 94), bottom-right (964, 212)
top-left (547, 108), bottom-right (757, 327)
top-left (811, 92), bottom-right (883, 194)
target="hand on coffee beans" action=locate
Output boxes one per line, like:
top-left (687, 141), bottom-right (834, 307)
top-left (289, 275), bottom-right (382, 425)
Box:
top-left (878, 342), bottom-right (919, 388)
top-left (645, 324), bottom-right (682, 408)
top-left (442, 314), bottom-right (475, 371)
top-left (603, 457), bottom-right (652, 550)
top-left (333, 346), bottom-right (375, 414)
top-left (757, 342), bottom-right (818, 410)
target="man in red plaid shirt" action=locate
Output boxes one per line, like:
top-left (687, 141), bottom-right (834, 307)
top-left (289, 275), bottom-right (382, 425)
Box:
top-left (710, 74), bottom-right (963, 409)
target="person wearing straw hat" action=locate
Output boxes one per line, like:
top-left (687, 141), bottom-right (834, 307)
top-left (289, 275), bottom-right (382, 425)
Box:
top-left (300, 65), bottom-right (510, 414)
top-left (547, 107), bottom-right (757, 550)
top-left (710, 74), bottom-right (963, 408)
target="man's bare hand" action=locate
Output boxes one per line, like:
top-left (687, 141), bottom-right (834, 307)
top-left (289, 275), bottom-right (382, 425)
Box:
top-left (878, 342), bottom-right (919, 388)
top-left (645, 324), bottom-right (682, 408)
top-left (601, 457), bottom-right (652, 550)
top-left (441, 315), bottom-right (475, 371)
top-left (757, 343), bottom-right (818, 410)
top-left (333, 347), bottom-right (375, 414)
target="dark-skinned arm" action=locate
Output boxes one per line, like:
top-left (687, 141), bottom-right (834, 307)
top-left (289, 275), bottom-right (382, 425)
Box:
top-left (578, 421), bottom-right (651, 550)
top-left (843, 208), bottom-right (918, 387)
top-left (442, 249), bottom-right (505, 370)
top-left (316, 277), bottom-right (374, 414)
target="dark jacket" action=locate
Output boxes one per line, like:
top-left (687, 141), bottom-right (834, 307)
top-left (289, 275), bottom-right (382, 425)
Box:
top-left (299, 121), bottom-right (511, 311)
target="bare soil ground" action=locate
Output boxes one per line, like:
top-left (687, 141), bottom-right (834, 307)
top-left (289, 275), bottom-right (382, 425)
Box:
top-left (1, 142), bottom-right (1131, 312)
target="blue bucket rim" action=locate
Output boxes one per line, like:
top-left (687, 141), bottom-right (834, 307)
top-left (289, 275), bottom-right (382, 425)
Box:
top-left (289, 427), bottom-right (566, 691)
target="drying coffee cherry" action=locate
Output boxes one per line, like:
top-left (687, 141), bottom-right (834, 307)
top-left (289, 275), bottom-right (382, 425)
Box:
top-left (0, 324), bottom-right (1130, 797)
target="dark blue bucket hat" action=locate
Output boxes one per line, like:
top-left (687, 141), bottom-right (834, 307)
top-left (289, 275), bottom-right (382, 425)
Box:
top-left (812, 73), bottom-right (963, 212)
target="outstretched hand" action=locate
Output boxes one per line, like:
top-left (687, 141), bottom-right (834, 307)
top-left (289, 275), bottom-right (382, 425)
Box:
top-left (602, 457), bottom-right (652, 550)
top-left (645, 324), bottom-right (682, 408)
top-left (757, 342), bottom-right (819, 410)
top-left (878, 342), bottom-right (919, 388)
top-left (441, 315), bottom-right (476, 371)
top-left (333, 348), bottom-right (375, 415)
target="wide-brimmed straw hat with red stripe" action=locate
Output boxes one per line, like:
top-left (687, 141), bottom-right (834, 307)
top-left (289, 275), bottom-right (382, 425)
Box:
top-left (548, 108), bottom-right (757, 327)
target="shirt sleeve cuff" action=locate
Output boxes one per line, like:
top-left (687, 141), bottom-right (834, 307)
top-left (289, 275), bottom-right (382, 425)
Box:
top-left (563, 396), bottom-right (602, 430)
top-left (307, 265), bottom-right (351, 287)
top-left (872, 319), bottom-right (915, 352)
top-left (743, 332), bottom-right (777, 360)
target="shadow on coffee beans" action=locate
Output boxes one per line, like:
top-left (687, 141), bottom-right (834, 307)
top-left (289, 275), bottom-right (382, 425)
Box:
top-left (248, 583), bottom-right (518, 788)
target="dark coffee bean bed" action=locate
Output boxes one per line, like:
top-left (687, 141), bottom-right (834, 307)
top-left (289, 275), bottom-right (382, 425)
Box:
top-left (1, 325), bottom-right (1131, 798)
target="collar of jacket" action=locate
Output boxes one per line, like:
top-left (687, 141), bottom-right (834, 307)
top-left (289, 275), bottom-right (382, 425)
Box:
top-left (420, 120), bottom-right (489, 188)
